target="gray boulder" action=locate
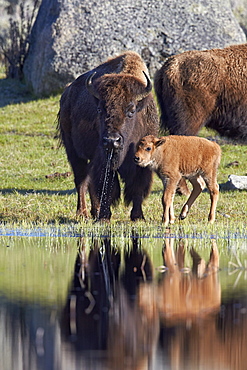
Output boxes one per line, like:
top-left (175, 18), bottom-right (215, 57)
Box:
top-left (23, 0), bottom-right (246, 96)
top-left (231, 0), bottom-right (247, 35)
top-left (220, 175), bottom-right (247, 190)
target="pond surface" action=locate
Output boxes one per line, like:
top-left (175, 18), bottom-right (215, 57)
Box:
top-left (0, 233), bottom-right (247, 370)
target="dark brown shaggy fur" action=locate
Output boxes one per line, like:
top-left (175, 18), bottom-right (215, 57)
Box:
top-left (154, 43), bottom-right (247, 142)
top-left (58, 51), bottom-right (159, 221)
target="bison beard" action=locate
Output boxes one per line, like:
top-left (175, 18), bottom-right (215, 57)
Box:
top-left (57, 51), bottom-right (159, 221)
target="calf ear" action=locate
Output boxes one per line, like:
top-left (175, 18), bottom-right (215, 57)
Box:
top-left (155, 138), bottom-right (165, 147)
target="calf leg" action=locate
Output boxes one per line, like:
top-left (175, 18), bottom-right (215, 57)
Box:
top-left (176, 178), bottom-right (191, 196)
top-left (179, 176), bottom-right (205, 220)
top-left (162, 177), bottom-right (178, 226)
top-left (205, 176), bottom-right (219, 224)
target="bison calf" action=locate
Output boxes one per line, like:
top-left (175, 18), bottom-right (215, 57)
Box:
top-left (134, 135), bottom-right (221, 225)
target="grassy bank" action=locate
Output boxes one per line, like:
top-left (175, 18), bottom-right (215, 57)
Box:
top-left (0, 77), bottom-right (246, 237)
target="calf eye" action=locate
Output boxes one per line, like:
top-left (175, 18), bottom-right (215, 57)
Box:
top-left (145, 147), bottom-right (151, 151)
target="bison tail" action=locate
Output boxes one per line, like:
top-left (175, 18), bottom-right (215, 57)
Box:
top-left (54, 111), bottom-right (63, 146)
top-left (153, 68), bottom-right (170, 135)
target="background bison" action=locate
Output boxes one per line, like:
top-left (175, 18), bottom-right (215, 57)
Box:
top-left (154, 43), bottom-right (247, 143)
top-left (58, 51), bottom-right (159, 221)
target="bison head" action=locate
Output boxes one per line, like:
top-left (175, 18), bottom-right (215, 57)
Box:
top-left (86, 71), bottom-right (152, 170)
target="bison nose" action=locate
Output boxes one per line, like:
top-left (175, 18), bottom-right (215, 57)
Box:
top-left (134, 156), bottom-right (140, 163)
top-left (103, 134), bottom-right (122, 149)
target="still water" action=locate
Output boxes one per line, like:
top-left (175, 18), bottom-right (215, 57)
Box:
top-left (0, 233), bottom-right (247, 370)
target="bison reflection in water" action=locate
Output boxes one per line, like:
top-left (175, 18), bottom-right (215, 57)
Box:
top-left (57, 51), bottom-right (159, 221)
top-left (60, 237), bottom-right (227, 369)
top-left (60, 236), bottom-right (159, 369)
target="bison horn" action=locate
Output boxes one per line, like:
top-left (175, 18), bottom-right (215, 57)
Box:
top-left (86, 71), bottom-right (101, 99)
top-left (136, 71), bottom-right (152, 102)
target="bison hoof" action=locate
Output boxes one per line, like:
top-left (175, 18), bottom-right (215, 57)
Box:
top-left (131, 213), bottom-right (145, 222)
top-left (97, 209), bottom-right (112, 221)
top-left (94, 218), bottom-right (111, 224)
top-left (179, 214), bottom-right (186, 220)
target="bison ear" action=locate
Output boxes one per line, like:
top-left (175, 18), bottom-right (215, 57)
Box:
top-left (155, 138), bottom-right (165, 147)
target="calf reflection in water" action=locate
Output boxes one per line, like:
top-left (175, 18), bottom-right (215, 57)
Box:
top-left (60, 236), bottom-right (159, 369)
top-left (155, 239), bottom-right (247, 370)
top-left (158, 238), bottom-right (220, 323)
top-left (138, 238), bottom-right (221, 369)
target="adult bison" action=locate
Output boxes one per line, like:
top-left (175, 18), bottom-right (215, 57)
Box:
top-left (58, 51), bottom-right (159, 221)
top-left (154, 43), bottom-right (247, 142)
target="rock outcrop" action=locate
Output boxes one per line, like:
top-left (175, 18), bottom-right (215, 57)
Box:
top-left (220, 175), bottom-right (247, 190)
top-left (23, 0), bottom-right (246, 96)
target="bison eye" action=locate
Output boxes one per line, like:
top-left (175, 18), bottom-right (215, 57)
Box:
top-left (145, 147), bottom-right (151, 151)
top-left (97, 107), bottom-right (102, 114)
top-left (126, 104), bottom-right (136, 118)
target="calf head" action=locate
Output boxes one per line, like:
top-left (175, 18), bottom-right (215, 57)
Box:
top-left (86, 71), bottom-right (152, 170)
top-left (134, 135), bottom-right (165, 168)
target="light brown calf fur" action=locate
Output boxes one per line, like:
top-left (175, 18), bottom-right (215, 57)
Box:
top-left (134, 135), bottom-right (221, 225)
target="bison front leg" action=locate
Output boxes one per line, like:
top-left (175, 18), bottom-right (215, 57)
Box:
top-left (96, 171), bottom-right (115, 221)
top-left (122, 166), bottom-right (152, 221)
top-left (92, 168), bottom-right (121, 221)
top-left (87, 181), bottom-right (100, 219)
top-left (130, 194), bottom-right (145, 221)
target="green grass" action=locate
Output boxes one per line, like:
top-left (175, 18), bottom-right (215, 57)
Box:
top-left (0, 78), bottom-right (246, 237)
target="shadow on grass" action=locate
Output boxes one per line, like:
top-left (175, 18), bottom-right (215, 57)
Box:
top-left (0, 215), bottom-right (80, 228)
top-left (0, 78), bottom-right (60, 108)
top-left (0, 78), bottom-right (38, 107)
top-left (0, 188), bottom-right (76, 196)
